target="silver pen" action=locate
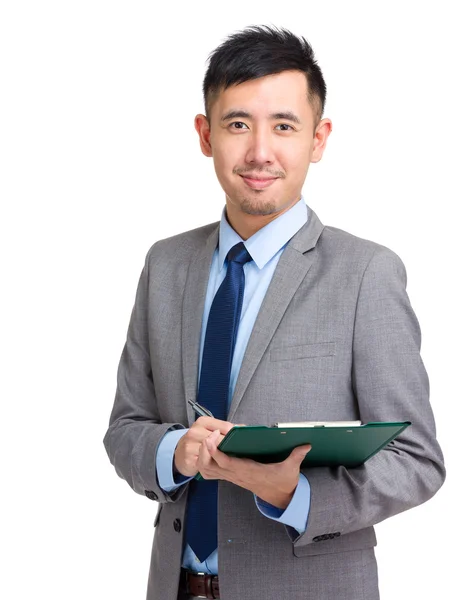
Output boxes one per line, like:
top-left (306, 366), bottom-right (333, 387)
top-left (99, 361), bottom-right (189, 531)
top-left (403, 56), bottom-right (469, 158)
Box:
top-left (187, 398), bottom-right (214, 418)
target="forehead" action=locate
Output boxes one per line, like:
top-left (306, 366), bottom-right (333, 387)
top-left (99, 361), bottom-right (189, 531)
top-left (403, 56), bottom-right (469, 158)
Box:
top-left (213, 70), bottom-right (311, 117)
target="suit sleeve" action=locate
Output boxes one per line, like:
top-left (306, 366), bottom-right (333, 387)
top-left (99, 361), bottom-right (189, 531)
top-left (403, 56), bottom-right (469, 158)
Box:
top-left (290, 248), bottom-right (446, 547)
top-left (103, 247), bottom-right (190, 504)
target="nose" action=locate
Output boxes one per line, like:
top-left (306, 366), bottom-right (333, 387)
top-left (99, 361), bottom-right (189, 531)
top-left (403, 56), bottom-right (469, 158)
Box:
top-left (244, 128), bottom-right (276, 166)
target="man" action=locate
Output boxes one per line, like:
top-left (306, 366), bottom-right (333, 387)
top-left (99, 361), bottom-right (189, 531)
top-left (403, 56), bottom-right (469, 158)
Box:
top-left (103, 25), bottom-right (446, 600)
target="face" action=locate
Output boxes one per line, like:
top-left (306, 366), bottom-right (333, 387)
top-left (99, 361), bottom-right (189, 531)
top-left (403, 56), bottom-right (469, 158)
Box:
top-left (195, 70), bottom-right (332, 219)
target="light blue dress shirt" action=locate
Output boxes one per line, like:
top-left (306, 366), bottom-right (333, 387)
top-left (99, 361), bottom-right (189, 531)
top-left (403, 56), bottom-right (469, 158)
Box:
top-left (156, 196), bottom-right (311, 574)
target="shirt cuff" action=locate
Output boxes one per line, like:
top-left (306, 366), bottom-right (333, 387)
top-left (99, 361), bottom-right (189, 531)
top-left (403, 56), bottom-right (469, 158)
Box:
top-left (156, 427), bottom-right (194, 492)
top-left (254, 473), bottom-right (310, 534)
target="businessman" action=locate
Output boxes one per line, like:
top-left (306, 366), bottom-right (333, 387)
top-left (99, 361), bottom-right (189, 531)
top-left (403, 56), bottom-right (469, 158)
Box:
top-left (103, 25), bottom-right (446, 600)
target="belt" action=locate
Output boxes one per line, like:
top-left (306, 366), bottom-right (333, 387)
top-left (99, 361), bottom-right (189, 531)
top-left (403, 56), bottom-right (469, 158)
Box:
top-left (179, 568), bottom-right (220, 599)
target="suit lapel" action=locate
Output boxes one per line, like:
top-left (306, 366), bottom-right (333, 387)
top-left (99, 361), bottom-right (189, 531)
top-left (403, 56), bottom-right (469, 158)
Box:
top-left (228, 206), bottom-right (324, 421)
top-left (182, 223), bottom-right (219, 426)
top-left (181, 206), bottom-right (325, 425)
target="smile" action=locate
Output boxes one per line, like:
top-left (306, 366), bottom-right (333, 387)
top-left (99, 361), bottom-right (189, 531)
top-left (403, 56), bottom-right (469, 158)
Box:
top-left (240, 175), bottom-right (278, 189)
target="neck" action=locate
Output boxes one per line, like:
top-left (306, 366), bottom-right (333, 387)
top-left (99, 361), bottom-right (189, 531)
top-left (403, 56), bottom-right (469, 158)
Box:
top-left (225, 195), bottom-right (301, 240)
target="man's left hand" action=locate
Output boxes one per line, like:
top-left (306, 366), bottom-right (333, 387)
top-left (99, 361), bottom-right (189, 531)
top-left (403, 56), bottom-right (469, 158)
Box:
top-left (197, 429), bottom-right (311, 510)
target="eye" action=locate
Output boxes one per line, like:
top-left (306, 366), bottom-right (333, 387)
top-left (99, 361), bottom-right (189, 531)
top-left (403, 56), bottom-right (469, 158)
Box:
top-left (228, 122), bottom-right (295, 131)
top-left (229, 122), bottom-right (249, 129)
top-left (275, 124), bottom-right (294, 131)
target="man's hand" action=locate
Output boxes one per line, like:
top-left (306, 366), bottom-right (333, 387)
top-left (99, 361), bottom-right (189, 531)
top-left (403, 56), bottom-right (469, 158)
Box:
top-left (173, 416), bottom-right (236, 477)
top-left (198, 429), bottom-right (311, 510)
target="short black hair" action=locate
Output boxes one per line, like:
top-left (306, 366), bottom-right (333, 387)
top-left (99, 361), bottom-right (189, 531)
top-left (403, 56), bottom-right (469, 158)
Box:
top-left (203, 25), bottom-right (327, 131)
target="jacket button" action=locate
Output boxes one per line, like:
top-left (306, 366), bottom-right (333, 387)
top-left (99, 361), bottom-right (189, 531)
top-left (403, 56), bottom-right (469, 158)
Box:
top-left (173, 519), bottom-right (182, 533)
top-left (145, 490), bottom-right (158, 501)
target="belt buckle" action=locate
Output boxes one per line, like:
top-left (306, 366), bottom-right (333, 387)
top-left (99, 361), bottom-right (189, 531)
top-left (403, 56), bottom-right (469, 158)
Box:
top-left (189, 571), bottom-right (210, 599)
top-left (196, 571), bottom-right (206, 598)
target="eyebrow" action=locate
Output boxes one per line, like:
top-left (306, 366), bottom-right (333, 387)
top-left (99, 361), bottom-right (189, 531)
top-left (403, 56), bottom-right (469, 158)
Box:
top-left (220, 109), bottom-right (302, 125)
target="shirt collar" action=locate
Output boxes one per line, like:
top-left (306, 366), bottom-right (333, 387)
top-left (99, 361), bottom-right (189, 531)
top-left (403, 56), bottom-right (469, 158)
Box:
top-left (217, 196), bottom-right (308, 271)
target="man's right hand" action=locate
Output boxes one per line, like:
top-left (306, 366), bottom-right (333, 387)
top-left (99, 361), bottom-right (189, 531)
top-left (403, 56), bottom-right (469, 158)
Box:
top-left (173, 416), bottom-right (236, 478)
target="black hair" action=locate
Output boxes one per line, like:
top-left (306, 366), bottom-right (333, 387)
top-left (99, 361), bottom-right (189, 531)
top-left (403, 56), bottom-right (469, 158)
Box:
top-left (203, 25), bottom-right (327, 131)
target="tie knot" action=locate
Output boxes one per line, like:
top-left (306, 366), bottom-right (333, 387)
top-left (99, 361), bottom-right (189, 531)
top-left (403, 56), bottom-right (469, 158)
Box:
top-left (226, 242), bottom-right (253, 265)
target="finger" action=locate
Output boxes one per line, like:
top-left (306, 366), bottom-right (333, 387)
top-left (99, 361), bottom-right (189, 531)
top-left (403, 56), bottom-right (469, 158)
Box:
top-left (187, 423), bottom-right (227, 443)
top-left (197, 434), bottom-right (212, 474)
top-left (198, 430), bottom-right (220, 479)
top-left (284, 444), bottom-right (311, 467)
top-left (193, 417), bottom-right (235, 435)
top-left (206, 429), bottom-right (221, 450)
top-left (206, 431), bottom-right (231, 468)
top-left (288, 445), bottom-right (311, 465)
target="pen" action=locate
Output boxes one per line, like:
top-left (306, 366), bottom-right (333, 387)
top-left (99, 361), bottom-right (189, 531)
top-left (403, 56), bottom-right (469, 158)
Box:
top-left (187, 399), bottom-right (216, 482)
top-left (187, 398), bottom-right (214, 418)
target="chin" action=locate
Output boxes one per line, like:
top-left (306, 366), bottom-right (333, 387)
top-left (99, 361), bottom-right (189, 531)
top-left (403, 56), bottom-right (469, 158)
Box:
top-left (240, 202), bottom-right (277, 216)
top-left (237, 195), bottom-right (278, 216)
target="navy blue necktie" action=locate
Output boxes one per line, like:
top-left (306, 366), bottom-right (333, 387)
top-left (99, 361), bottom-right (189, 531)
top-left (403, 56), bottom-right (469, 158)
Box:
top-left (185, 242), bottom-right (253, 564)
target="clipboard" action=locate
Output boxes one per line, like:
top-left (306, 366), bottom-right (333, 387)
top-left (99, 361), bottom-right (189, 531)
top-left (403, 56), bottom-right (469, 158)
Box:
top-left (194, 421), bottom-right (411, 481)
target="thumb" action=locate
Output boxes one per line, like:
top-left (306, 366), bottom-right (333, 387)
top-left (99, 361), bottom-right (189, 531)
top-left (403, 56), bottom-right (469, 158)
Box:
top-left (291, 445), bottom-right (311, 463)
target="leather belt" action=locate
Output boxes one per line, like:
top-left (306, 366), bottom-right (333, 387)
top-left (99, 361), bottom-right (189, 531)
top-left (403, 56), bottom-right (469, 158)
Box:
top-left (180, 568), bottom-right (220, 599)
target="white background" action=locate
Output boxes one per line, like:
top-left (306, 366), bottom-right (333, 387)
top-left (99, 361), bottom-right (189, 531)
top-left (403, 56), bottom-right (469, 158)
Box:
top-left (1, 1), bottom-right (470, 598)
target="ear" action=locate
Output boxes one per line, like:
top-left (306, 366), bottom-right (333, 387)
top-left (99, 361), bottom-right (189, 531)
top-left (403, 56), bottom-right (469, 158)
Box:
top-left (311, 118), bottom-right (333, 164)
top-left (194, 114), bottom-right (213, 157)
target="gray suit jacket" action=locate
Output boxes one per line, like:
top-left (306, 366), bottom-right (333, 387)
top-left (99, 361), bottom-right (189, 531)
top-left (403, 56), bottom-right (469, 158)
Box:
top-left (103, 205), bottom-right (446, 600)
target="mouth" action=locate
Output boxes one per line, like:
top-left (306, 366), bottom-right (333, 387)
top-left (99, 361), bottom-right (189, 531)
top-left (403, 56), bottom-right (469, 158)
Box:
top-left (240, 175), bottom-right (278, 190)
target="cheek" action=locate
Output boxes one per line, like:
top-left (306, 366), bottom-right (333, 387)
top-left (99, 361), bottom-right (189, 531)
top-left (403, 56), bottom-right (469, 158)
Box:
top-left (213, 149), bottom-right (233, 176)
top-left (281, 144), bottom-right (312, 175)
top-left (289, 138), bottom-right (313, 159)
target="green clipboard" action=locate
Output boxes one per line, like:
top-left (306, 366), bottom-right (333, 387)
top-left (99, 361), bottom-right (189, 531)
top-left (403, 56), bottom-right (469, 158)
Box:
top-left (194, 421), bottom-right (411, 481)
